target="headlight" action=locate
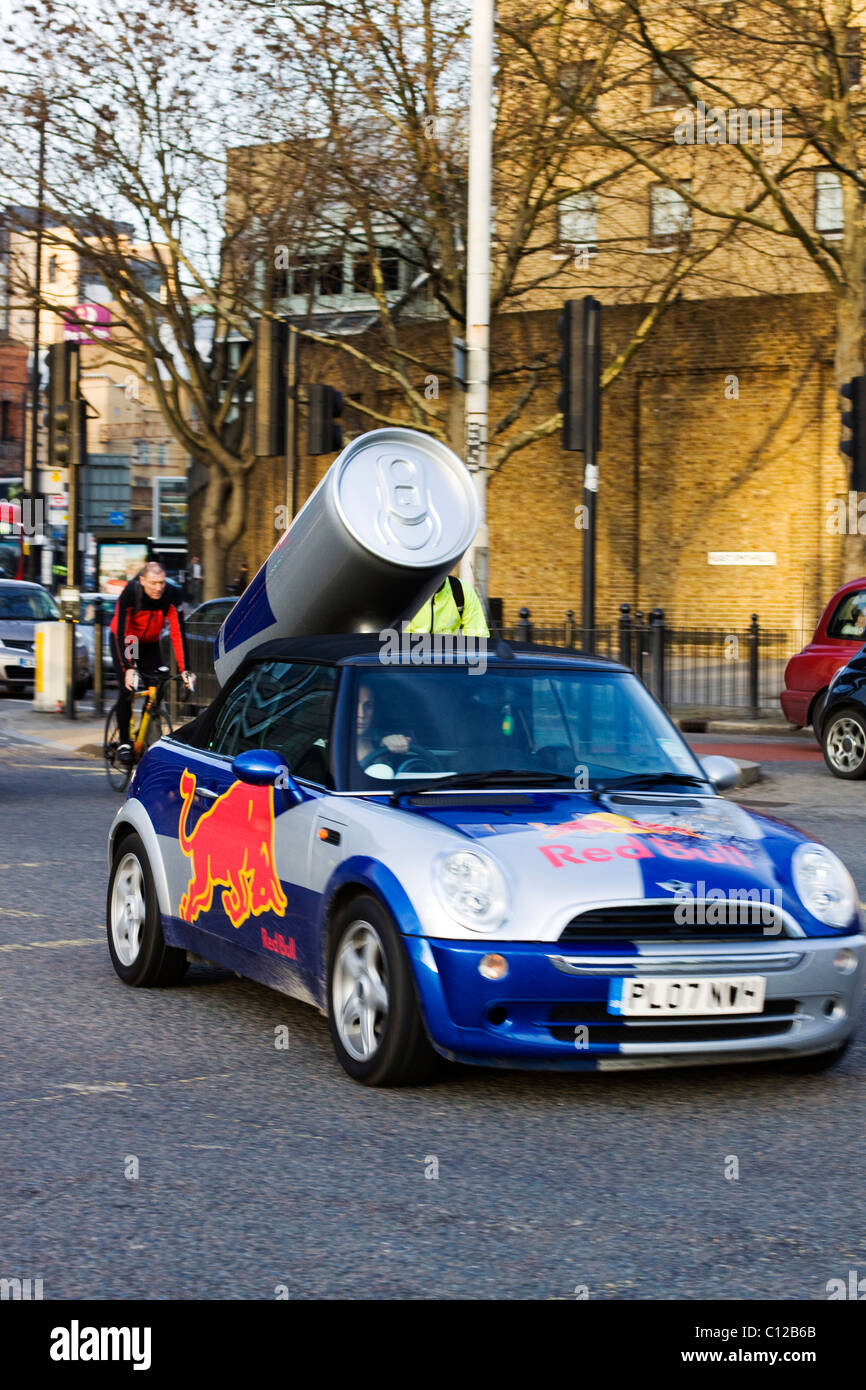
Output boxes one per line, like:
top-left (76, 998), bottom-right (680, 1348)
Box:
top-left (432, 849), bottom-right (509, 932)
top-left (792, 843), bottom-right (858, 928)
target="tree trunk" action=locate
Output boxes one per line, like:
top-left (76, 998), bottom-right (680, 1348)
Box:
top-left (200, 467), bottom-right (229, 600)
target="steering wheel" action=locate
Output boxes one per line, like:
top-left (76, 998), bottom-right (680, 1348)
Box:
top-left (360, 745), bottom-right (443, 775)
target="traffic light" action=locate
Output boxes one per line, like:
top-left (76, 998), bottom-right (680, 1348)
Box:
top-left (556, 297), bottom-right (601, 453)
top-left (840, 376), bottom-right (866, 490)
top-left (253, 318), bottom-right (287, 456)
top-left (47, 342), bottom-right (79, 471)
top-left (307, 384), bottom-right (343, 455)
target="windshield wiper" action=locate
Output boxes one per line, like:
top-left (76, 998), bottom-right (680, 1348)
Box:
top-left (389, 768), bottom-right (578, 802)
top-left (594, 772), bottom-right (708, 792)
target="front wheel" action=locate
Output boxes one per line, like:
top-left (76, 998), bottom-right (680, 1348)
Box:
top-left (107, 833), bottom-right (187, 987)
top-left (327, 894), bottom-right (437, 1086)
top-left (822, 706), bottom-right (866, 778)
top-left (104, 706), bottom-right (132, 792)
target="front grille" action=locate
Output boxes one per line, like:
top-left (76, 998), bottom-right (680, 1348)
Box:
top-left (560, 902), bottom-right (789, 942)
top-left (4, 664), bottom-right (33, 681)
top-left (546, 997), bottom-right (798, 1045)
top-left (2, 639), bottom-right (33, 652)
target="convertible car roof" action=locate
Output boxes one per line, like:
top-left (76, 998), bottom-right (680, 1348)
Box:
top-left (244, 632), bottom-right (627, 672)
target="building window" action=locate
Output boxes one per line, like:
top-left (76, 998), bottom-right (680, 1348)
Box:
top-left (649, 182), bottom-right (692, 247)
top-left (651, 51), bottom-right (693, 108)
top-left (353, 247), bottom-right (401, 294)
top-left (556, 60), bottom-right (599, 112)
top-left (47, 255), bottom-right (58, 283)
top-left (0, 400), bottom-right (12, 442)
top-left (558, 191), bottom-right (598, 253)
top-left (272, 265), bottom-right (290, 299)
top-left (319, 256), bottom-right (345, 296)
top-left (815, 170), bottom-right (843, 235)
top-left (845, 27), bottom-right (862, 90)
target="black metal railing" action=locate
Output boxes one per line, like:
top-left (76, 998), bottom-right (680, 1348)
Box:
top-left (494, 603), bottom-right (798, 718)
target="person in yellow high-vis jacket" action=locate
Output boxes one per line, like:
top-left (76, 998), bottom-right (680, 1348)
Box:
top-left (406, 575), bottom-right (489, 637)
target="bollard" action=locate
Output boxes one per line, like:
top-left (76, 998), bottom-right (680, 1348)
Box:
top-left (516, 607), bottom-right (532, 643)
top-left (633, 610), bottom-right (645, 683)
top-left (565, 609), bottom-right (575, 647)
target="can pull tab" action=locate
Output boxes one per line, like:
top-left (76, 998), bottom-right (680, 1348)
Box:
top-left (378, 454), bottom-right (432, 548)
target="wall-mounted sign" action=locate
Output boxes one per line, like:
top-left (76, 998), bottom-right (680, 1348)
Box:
top-left (63, 304), bottom-right (111, 343)
top-left (707, 552), bottom-right (777, 566)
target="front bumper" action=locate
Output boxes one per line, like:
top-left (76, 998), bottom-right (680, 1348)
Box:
top-left (405, 934), bottom-right (865, 1071)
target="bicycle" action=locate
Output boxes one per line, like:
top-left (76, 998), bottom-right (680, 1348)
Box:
top-left (104, 666), bottom-right (190, 792)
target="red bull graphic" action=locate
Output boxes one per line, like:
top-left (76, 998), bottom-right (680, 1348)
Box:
top-left (540, 835), bottom-right (753, 868)
top-left (545, 811), bottom-right (704, 839)
top-left (178, 769), bottom-right (288, 929)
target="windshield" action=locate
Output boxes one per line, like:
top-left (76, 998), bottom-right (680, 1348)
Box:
top-left (343, 665), bottom-right (706, 791)
top-left (0, 587), bottom-right (60, 621)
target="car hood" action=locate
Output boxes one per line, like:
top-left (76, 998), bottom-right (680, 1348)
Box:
top-left (0, 620), bottom-right (36, 642)
top-left (399, 789), bottom-right (812, 931)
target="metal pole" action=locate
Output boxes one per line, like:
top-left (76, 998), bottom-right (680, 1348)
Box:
top-left (64, 450), bottom-right (78, 718)
top-left (460, 0), bottom-right (494, 604)
top-left (92, 604), bottom-right (103, 716)
top-left (286, 325), bottom-right (299, 518)
top-left (27, 100), bottom-right (47, 583)
top-left (581, 301), bottom-right (601, 648)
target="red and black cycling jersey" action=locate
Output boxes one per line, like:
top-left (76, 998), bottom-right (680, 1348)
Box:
top-left (109, 577), bottom-right (187, 672)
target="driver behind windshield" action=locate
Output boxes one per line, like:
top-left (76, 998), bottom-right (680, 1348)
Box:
top-left (355, 682), bottom-right (416, 772)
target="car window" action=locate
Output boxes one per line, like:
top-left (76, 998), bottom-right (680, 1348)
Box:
top-left (208, 661), bottom-right (337, 784)
top-left (207, 667), bottom-right (260, 757)
top-left (191, 600), bottom-right (234, 629)
top-left (827, 590), bottom-right (866, 639)
top-left (0, 587), bottom-right (60, 621)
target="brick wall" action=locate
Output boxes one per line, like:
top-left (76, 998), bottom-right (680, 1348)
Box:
top-left (191, 289), bottom-right (849, 640)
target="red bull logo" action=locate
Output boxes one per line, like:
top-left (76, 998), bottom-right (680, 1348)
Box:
top-left (545, 811), bottom-right (703, 839)
top-left (178, 769), bottom-right (288, 929)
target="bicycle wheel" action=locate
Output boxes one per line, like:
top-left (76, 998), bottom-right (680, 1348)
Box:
top-left (104, 705), bottom-right (132, 793)
top-left (144, 702), bottom-right (173, 749)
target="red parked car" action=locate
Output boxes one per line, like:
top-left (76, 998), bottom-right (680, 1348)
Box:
top-left (781, 576), bottom-right (866, 736)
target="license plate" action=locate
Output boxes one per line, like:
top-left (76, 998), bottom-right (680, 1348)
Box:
top-left (608, 975), bottom-right (766, 1017)
top-left (17, 655), bottom-right (34, 668)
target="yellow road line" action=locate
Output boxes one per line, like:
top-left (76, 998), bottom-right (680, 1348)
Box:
top-left (0, 937), bottom-right (103, 952)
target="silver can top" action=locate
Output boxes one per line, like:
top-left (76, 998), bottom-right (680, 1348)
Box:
top-left (330, 427), bottom-right (479, 568)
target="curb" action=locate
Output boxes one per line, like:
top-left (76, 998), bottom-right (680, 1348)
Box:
top-left (732, 759), bottom-right (761, 787)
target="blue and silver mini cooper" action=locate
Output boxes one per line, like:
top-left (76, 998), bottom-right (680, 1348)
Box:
top-left (106, 636), bottom-right (864, 1085)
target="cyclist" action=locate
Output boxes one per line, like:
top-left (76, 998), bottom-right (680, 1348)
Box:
top-left (109, 562), bottom-right (193, 758)
top-left (406, 574), bottom-right (489, 636)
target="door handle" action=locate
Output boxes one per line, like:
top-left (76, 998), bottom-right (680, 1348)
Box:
top-left (195, 786), bottom-right (220, 801)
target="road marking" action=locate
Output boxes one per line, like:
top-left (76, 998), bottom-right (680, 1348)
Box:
top-left (0, 937), bottom-right (102, 952)
top-left (0, 907), bottom-right (45, 918)
top-left (0, 1071), bottom-right (241, 1109)
top-left (4, 763), bottom-right (103, 773)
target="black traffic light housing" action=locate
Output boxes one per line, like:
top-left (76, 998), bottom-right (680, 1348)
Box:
top-left (253, 318), bottom-right (288, 457)
top-left (47, 341), bottom-right (80, 470)
top-left (556, 296), bottom-right (601, 453)
top-left (841, 376), bottom-right (866, 490)
top-left (307, 384), bottom-right (343, 455)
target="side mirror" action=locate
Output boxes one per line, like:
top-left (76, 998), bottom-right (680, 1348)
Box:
top-left (232, 749), bottom-right (304, 804)
top-left (700, 754), bottom-right (740, 792)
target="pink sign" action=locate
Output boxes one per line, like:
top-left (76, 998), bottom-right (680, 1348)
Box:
top-left (63, 304), bottom-right (111, 342)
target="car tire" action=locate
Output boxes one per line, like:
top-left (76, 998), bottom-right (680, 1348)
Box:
top-left (810, 689), bottom-right (828, 743)
top-left (107, 832), bottom-right (187, 987)
top-left (327, 893), bottom-right (437, 1087)
top-left (822, 706), bottom-right (866, 779)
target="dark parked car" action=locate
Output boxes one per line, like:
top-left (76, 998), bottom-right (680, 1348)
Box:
top-left (781, 577), bottom-right (866, 739)
top-left (161, 596), bottom-right (236, 708)
top-left (820, 645), bottom-right (866, 777)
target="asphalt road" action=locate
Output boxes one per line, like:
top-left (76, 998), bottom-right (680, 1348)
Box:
top-left (1, 721), bottom-right (864, 1301)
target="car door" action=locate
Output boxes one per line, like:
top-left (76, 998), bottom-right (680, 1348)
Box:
top-left (159, 658), bottom-right (338, 1003)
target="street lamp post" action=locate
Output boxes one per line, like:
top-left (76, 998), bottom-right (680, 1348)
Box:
top-left (460, 0), bottom-right (494, 604)
top-left (27, 96), bottom-right (48, 583)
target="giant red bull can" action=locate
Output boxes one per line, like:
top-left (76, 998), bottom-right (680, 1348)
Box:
top-left (214, 427), bottom-right (480, 685)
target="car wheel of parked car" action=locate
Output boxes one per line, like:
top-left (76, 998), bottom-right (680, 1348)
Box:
top-left (822, 706), bottom-right (866, 778)
top-left (810, 689), bottom-right (828, 742)
top-left (107, 833), bottom-right (187, 987)
top-left (327, 893), bottom-right (437, 1086)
